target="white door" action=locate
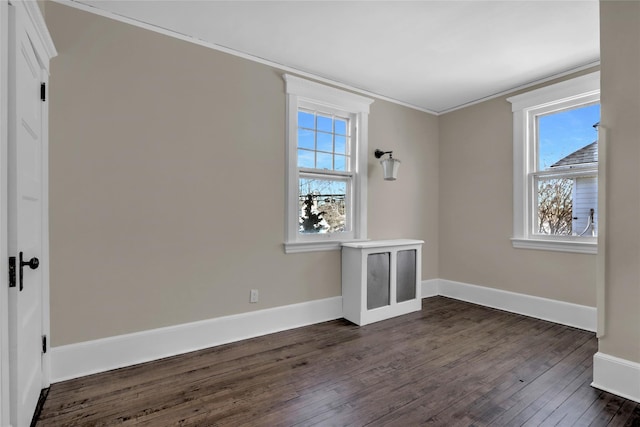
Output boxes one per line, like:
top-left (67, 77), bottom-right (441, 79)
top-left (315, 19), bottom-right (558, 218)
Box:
top-left (8, 4), bottom-right (46, 426)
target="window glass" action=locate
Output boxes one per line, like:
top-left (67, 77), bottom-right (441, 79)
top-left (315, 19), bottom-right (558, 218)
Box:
top-left (296, 110), bottom-right (352, 236)
top-left (316, 152), bottom-right (333, 170)
top-left (507, 71), bottom-right (599, 253)
top-left (296, 110), bottom-right (351, 172)
top-left (316, 114), bottom-right (333, 133)
top-left (538, 103), bottom-right (600, 169)
top-left (298, 128), bottom-right (314, 150)
top-left (317, 132), bottom-right (333, 153)
top-left (335, 119), bottom-right (348, 136)
top-left (335, 135), bottom-right (347, 155)
top-left (297, 149), bottom-right (315, 169)
top-left (536, 177), bottom-right (574, 236)
top-left (284, 74), bottom-right (373, 252)
top-left (535, 103), bottom-right (600, 237)
top-left (298, 111), bottom-right (315, 129)
top-left (298, 178), bottom-right (347, 234)
top-left (334, 155), bottom-right (347, 172)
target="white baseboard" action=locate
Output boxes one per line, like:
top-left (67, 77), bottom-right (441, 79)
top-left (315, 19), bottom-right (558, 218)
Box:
top-left (50, 296), bottom-right (343, 383)
top-left (52, 279), bottom-right (598, 383)
top-left (421, 279), bottom-right (439, 297)
top-left (592, 352), bottom-right (640, 403)
top-left (425, 279), bottom-right (596, 332)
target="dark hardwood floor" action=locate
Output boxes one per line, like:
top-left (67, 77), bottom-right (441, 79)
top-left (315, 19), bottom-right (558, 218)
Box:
top-left (37, 297), bottom-right (640, 426)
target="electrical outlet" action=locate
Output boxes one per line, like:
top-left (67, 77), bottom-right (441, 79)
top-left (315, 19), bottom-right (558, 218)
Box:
top-left (250, 289), bottom-right (259, 303)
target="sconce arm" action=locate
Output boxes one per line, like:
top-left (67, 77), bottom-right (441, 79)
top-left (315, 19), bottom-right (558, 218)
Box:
top-left (374, 149), bottom-right (394, 159)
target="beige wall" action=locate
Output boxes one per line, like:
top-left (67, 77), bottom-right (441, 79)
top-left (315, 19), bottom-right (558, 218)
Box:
top-left (47, 0), bottom-right (636, 353)
top-left (45, 3), bottom-right (439, 346)
top-left (369, 102), bottom-right (439, 278)
top-left (599, 0), bottom-right (640, 363)
top-left (438, 74), bottom-right (598, 307)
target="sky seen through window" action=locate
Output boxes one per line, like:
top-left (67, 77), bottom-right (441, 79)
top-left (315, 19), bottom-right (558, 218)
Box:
top-left (538, 103), bottom-right (600, 169)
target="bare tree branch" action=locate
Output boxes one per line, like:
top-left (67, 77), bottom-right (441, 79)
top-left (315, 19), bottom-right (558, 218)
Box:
top-left (537, 178), bottom-right (573, 235)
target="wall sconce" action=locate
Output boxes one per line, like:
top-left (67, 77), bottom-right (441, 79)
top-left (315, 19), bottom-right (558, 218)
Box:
top-left (374, 149), bottom-right (401, 181)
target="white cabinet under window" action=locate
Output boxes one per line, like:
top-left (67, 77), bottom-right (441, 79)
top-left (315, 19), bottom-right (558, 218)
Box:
top-left (342, 239), bottom-right (423, 326)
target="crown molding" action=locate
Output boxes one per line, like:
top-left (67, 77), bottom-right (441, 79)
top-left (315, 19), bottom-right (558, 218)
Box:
top-left (50, 1), bottom-right (599, 116)
top-left (51, 0), bottom-right (438, 115)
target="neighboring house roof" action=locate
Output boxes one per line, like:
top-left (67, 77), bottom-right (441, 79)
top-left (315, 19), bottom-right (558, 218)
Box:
top-left (550, 141), bottom-right (598, 168)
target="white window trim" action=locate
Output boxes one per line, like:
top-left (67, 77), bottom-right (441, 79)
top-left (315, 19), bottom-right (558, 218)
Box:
top-left (507, 71), bottom-right (600, 254)
top-left (283, 74), bottom-right (374, 254)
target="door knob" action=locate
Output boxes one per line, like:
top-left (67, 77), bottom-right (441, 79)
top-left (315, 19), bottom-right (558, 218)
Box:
top-left (18, 252), bottom-right (39, 291)
top-left (21, 254), bottom-right (39, 270)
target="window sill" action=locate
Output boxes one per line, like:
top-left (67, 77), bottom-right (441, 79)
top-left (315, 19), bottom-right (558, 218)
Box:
top-left (511, 238), bottom-right (597, 254)
top-left (284, 239), bottom-right (368, 254)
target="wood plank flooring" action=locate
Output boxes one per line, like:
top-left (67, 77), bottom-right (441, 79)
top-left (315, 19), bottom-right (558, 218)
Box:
top-left (36, 297), bottom-right (640, 426)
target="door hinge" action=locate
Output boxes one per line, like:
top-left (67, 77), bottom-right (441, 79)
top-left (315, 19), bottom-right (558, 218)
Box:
top-left (41, 82), bottom-right (46, 102)
top-left (8, 257), bottom-right (16, 288)
top-left (42, 335), bottom-right (47, 354)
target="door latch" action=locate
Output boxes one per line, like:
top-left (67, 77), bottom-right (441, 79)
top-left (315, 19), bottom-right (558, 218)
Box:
top-left (8, 253), bottom-right (39, 291)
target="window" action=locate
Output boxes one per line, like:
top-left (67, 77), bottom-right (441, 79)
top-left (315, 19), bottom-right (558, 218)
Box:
top-left (508, 72), bottom-right (600, 254)
top-left (283, 75), bottom-right (374, 253)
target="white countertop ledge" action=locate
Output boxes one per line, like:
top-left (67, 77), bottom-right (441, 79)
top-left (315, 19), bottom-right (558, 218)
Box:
top-left (342, 239), bottom-right (424, 249)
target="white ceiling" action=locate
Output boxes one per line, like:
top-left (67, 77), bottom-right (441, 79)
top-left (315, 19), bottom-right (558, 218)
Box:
top-left (69, 1), bottom-right (600, 114)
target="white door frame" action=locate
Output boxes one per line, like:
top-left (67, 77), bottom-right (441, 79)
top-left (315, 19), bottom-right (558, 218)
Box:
top-left (1, 2), bottom-right (55, 426)
top-left (1, 1), bottom-right (10, 425)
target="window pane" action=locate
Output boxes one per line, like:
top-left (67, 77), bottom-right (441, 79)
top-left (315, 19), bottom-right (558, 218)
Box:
top-left (538, 103), bottom-right (600, 170)
top-left (536, 102), bottom-right (599, 238)
top-left (317, 132), bottom-right (333, 152)
top-left (299, 178), bottom-right (347, 234)
top-left (298, 149), bottom-right (315, 168)
top-left (536, 177), bottom-right (573, 236)
top-left (296, 108), bottom-right (351, 173)
top-left (298, 111), bottom-right (315, 129)
top-left (298, 128), bottom-right (315, 150)
top-left (317, 114), bottom-right (333, 133)
top-left (335, 135), bottom-right (347, 154)
top-left (316, 152), bottom-right (333, 170)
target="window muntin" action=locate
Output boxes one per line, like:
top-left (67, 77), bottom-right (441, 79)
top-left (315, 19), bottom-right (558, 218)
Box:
top-left (532, 103), bottom-right (600, 238)
top-left (297, 110), bottom-right (351, 172)
top-left (508, 71), bottom-right (600, 254)
top-left (283, 74), bottom-right (373, 253)
top-left (295, 103), bottom-right (355, 240)
top-left (296, 108), bottom-right (353, 237)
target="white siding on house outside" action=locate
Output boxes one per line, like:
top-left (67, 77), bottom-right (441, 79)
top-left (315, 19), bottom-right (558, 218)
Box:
top-left (573, 176), bottom-right (598, 236)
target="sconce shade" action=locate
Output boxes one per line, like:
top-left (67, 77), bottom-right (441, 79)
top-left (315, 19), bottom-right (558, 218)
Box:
top-left (380, 158), bottom-right (401, 181)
